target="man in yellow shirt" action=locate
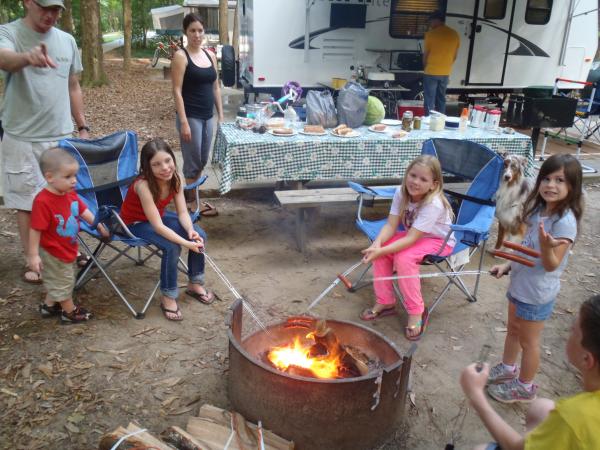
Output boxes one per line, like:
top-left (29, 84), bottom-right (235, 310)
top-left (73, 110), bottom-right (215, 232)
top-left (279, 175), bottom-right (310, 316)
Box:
top-left (422, 11), bottom-right (459, 116)
top-left (460, 294), bottom-right (600, 450)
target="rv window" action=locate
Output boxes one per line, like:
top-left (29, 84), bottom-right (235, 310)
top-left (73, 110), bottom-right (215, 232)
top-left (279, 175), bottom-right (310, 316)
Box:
top-left (525, 0), bottom-right (552, 25)
top-left (389, 0), bottom-right (441, 39)
top-left (330, 4), bottom-right (367, 29)
top-left (484, 0), bottom-right (507, 19)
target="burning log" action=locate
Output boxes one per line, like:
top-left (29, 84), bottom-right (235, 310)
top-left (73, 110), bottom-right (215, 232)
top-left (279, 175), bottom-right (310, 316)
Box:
top-left (161, 426), bottom-right (205, 450)
top-left (266, 319), bottom-right (380, 379)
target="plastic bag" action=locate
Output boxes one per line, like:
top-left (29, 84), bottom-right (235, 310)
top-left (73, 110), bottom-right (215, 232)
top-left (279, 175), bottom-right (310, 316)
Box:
top-left (306, 90), bottom-right (338, 128)
top-left (337, 81), bottom-right (368, 128)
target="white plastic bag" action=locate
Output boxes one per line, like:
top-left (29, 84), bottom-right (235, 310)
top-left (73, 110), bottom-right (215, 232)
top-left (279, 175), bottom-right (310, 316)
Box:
top-left (337, 81), bottom-right (368, 128)
top-left (306, 90), bottom-right (338, 128)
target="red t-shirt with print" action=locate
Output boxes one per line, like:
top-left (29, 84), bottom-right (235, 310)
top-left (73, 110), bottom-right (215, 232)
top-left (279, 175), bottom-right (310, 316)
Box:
top-left (30, 189), bottom-right (88, 263)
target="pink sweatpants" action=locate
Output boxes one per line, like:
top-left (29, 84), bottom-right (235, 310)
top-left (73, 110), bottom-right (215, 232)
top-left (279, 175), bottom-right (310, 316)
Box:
top-left (373, 231), bottom-right (453, 315)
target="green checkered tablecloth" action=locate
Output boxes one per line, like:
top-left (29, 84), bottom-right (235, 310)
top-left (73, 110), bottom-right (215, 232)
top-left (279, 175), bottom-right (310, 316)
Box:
top-left (213, 123), bottom-right (533, 194)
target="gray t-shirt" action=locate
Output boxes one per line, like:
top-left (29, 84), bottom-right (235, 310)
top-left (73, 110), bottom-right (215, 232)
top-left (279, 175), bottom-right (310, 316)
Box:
top-left (0, 19), bottom-right (82, 141)
top-left (508, 208), bottom-right (577, 305)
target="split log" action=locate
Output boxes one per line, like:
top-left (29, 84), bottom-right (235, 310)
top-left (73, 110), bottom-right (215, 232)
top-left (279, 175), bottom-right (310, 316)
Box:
top-left (184, 404), bottom-right (294, 450)
top-left (99, 423), bottom-right (175, 450)
top-left (161, 426), bottom-right (207, 450)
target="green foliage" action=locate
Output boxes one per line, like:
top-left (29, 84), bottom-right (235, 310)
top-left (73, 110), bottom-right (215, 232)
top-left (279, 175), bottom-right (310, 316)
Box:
top-left (132, 0), bottom-right (182, 48)
top-left (0, 0), bottom-right (24, 23)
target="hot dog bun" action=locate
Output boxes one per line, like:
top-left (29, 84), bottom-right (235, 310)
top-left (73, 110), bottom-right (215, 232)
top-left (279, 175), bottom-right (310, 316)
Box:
top-left (372, 124), bottom-right (387, 131)
top-left (272, 128), bottom-right (294, 135)
top-left (303, 125), bottom-right (325, 134)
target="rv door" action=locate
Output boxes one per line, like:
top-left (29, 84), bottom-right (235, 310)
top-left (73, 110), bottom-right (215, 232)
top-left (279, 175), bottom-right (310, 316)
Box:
top-left (465, 0), bottom-right (516, 86)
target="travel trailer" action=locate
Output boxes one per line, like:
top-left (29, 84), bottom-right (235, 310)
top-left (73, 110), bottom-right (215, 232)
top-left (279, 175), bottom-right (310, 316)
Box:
top-left (237, 0), bottom-right (598, 99)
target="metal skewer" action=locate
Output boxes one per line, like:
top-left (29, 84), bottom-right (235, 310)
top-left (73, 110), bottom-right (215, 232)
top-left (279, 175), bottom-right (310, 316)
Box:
top-left (305, 260), bottom-right (363, 312)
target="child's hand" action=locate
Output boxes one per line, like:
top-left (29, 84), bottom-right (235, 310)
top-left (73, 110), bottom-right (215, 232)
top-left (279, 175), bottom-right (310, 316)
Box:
top-left (361, 246), bottom-right (382, 264)
top-left (490, 263), bottom-right (510, 278)
top-left (28, 254), bottom-right (42, 275)
top-left (538, 222), bottom-right (567, 249)
top-left (460, 363), bottom-right (489, 403)
top-left (188, 229), bottom-right (203, 243)
top-left (185, 240), bottom-right (204, 253)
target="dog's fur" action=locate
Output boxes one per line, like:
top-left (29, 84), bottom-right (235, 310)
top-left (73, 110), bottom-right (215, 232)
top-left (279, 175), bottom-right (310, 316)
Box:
top-left (494, 153), bottom-right (534, 249)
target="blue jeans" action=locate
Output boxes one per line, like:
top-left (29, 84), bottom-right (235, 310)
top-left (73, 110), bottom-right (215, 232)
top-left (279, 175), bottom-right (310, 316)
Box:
top-left (423, 74), bottom-right (449, 116)
top-left (507, 293), bottom-right (555, 321)
top-left (128, 212), bottom-right (207, 299)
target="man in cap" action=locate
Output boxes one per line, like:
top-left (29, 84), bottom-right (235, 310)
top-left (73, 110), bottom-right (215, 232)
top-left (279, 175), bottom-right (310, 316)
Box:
top-left (0, 0), bottom-right (90, 283)
top-left (422, 10), bottom-right (460, 116)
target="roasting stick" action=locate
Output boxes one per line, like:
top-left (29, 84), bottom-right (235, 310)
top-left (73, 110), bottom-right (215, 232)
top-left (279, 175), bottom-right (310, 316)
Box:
top-left (204, 253), bottom-right (273, 338)
top-left (305, 260), bottom-right (363, 312)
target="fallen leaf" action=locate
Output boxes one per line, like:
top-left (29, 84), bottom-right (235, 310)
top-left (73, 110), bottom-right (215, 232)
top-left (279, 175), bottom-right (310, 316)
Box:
top-left (13, 334), bottom-right (21, 341)
top-left (67, 412), bottom-right (85, 424)
top-left (452, 345), bottom-right (463, 351)
top-left (38, 363), bottom-right (53, 378)
top-left (161, 396), bottom-right (180, 407)
top-left (1, 388), bottom-right (18, 397)
top-left (409, 392), bottom-right (417, 408)
top-left (169, 405), bottom-right (195, 415)
top-left (64, 422), bottom-right (80, 433)
top-left (31, 380), bottom-right (45, 390)
top-left (494, 327), bottom-right (508, 332)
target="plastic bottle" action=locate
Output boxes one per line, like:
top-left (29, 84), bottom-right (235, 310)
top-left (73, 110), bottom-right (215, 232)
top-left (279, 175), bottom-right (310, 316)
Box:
top-left (284, 105), bottom-right (298, 129)
top-left (459, 107), bottom-right (469, 132)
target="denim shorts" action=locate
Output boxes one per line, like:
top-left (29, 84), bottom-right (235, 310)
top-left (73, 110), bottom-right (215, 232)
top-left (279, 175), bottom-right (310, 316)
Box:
top-left (507, 293), bottom-right (555, 321)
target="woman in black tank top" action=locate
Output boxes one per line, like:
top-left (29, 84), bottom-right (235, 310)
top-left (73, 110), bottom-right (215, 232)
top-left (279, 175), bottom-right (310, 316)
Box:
top-left (171, 13), bottom-right (223, 215)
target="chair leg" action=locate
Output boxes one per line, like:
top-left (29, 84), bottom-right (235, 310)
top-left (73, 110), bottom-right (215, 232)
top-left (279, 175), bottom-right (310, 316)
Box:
top-left (473, 239), bottom-right (487, 300)
top-left (139, 279), bottom-right (161, 318)
top-left (349, 263), bottom-right (372, 292)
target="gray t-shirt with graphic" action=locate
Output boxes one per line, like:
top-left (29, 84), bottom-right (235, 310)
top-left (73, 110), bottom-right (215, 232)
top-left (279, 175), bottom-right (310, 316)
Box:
top-left (0, 19), bottom-right (82, 141)
top-left (508, 208), bottom-right (577, 305)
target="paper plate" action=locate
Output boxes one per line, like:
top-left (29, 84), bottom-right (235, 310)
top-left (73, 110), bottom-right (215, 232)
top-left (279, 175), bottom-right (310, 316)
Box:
top-left (268, 129), bottom-right (298, 137)
top-left (381, 119), bottom-right (402, 126)
top-left (331, 130), bottom-right (360, 138)
top-left (368, 125), bottom-right (389, 134)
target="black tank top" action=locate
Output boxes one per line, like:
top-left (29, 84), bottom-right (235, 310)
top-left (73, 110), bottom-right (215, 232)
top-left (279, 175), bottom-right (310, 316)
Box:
top-left (181, 48), bottom-right (217, 120)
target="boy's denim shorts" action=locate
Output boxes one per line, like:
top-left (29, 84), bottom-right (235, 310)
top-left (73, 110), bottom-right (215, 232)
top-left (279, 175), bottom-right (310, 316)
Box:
top-left (507, 293), bottom-right (555, 321)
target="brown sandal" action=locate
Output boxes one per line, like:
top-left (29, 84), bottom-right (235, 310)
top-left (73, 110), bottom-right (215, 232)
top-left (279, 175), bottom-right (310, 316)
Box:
top-left (359, 307), bottom-right (397, 321)
top-left (185, 289), bottom-right (215, 305)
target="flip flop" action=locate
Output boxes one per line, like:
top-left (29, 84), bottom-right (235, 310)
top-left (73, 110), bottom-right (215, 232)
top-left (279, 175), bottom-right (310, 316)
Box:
top-left (185, 289), bottom-right (215, 305)
top-left (22, 269), bottom-right (43, 284)
top-left (160, 303), bottom-right (183, 321)
top-left (200, 201), bottom-right (218, 217)
top-left (359, 307), bottom-right (397, 321)
top-left (405, 307), bottom-right (429, 341)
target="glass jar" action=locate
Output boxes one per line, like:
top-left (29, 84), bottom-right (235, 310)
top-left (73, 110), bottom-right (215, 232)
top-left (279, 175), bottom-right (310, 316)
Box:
top-left (413, 116), bottom-right (421, 130)
top-left (402, 111), bottom-right (413, 131)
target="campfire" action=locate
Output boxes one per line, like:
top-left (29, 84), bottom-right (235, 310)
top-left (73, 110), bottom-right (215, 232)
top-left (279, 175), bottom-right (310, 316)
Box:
top-left (265, 318), bottom-right (379, 379)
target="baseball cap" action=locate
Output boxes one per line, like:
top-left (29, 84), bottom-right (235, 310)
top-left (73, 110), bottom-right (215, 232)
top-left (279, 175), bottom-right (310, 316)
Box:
top-left (35, 0), bottom-right (65, 9)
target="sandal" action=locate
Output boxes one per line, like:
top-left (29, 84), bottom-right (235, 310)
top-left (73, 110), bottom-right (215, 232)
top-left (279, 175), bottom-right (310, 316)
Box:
top-left (160, 303), bottom-right (183, 321)
top-left (404, 308), bottom-right (429, 341)
top-left (76, 253), bottom-right (90, 268)
top-left (359, 306), bottom-right (397, 321)
top-left (185, 289), bottom-right (215, 305)
top-left (200, 201), bottom-right (218, 217)
top-left (22, 269), bottom-right (42, 284)
top-left (61, 306), bottom-right (93, 324)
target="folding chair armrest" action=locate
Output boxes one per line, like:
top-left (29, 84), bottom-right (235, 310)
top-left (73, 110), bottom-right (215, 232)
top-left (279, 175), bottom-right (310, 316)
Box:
top-left (108, 209), bottom-right (137, 239)
top-left (184, 175), bottom-right (208, 191)
top-left (450, 205), bottom-right (495, 234)
top-left (348, 181), bottom-right (395, 198)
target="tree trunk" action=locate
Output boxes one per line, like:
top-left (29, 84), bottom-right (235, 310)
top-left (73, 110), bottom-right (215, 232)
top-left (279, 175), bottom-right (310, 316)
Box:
top-left (59, 0), bottom-right (75, 35)
top-left (81, 0), bottom-right (107, 86)
top-left (218, 0), bottom-right (229, 45)
top-left (232, 0), bottom-right (239, 87)
top-left (123, 0), bottom-right (132, 70)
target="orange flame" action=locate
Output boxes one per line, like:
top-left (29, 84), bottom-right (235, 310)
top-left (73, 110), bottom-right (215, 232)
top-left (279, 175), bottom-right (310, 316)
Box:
top-left (267, 334), bottom-right (342, 379)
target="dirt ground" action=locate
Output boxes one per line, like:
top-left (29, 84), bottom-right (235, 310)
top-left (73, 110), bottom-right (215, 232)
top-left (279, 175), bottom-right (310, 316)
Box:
top-left (1, 58), bottom-right (599, 450)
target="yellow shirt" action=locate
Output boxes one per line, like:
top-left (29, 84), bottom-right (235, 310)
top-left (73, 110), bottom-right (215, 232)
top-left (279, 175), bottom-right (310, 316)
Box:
top-left (424, 25), bottom-right (460, 76)
top-left (525, 391), bottom-right (600, 450)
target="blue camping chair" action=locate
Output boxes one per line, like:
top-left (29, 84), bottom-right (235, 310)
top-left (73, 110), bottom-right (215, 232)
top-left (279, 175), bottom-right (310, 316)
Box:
top-left (59, 131), bottom-right (207, 318)
top-left (348, 138), bottom-right (503, 313)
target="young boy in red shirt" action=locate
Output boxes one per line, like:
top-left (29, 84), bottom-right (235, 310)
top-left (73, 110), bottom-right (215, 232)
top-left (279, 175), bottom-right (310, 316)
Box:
top-left (28, 147), bottom-right (108, 323)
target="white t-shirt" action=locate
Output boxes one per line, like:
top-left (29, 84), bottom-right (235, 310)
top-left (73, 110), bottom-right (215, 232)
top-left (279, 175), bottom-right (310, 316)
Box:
top-left (390, 187), bottom-right (456, 247)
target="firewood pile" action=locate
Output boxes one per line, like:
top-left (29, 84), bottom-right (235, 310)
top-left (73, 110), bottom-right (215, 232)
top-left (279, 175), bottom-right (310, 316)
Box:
top-left (99, 404), bottom-right (294, 450)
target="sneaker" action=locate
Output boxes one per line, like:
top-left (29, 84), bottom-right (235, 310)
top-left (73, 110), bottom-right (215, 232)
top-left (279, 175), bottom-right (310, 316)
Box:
top-left (487, 379), bottom-right (538, 404)
top-left (39, 303), bottom-right (62, 318)
top-left (487, 363), bottom-right (519, 385)
top-left (61, 306), bottom-right (92, 324)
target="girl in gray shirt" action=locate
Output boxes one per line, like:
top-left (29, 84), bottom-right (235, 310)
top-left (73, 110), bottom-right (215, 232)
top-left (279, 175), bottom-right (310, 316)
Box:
top-left (486, 154), bottom-right (584, 404)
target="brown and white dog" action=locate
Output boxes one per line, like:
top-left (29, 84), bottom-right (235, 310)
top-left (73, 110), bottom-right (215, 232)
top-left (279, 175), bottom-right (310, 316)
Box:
top-left (494, 153), bottom-right (534, 249)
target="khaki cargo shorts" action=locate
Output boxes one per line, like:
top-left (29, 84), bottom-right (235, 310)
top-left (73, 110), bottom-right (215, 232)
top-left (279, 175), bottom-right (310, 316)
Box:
top-left (1, 133), bottom-right (55, 211)
top-left (40, 249), bottom-right (75, 302)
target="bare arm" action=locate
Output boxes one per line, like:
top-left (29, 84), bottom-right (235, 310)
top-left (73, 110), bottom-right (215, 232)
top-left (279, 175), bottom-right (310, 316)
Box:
top-left (68, 74), bottom-right (89, 139)
top-left (461, 364), bottom-right (525, 450)
top-left (0, 43), bottom-right (56, 72)
top-left (27, 229), bottom-right (43, 274)
top-left (173, 187), bottom-right (199, 241)
top-left (171, 50), bottom-right (191, 142)
top-left (208, 50), bottom-right (224, 121)
top-left (80, 208), bottom-right (109, 238)
top-left (362, 215), bottom-right (424, 263)
top-left (538, 222), bottom-right (571, 272)
top-left (136, 181), bottom-right (202, 252)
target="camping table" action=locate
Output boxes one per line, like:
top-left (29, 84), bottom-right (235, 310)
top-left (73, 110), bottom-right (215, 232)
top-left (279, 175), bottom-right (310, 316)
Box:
top-left (212, 123), bottom-right (533, 194)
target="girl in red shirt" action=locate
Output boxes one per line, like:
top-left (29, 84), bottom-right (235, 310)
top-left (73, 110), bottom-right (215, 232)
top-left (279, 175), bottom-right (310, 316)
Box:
top-left (120, 138), bottom-right (213, 321)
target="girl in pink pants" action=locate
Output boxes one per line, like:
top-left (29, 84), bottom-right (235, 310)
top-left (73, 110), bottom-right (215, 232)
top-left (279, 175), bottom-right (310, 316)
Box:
top-left (360, 155), bottom-right (455, 340)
